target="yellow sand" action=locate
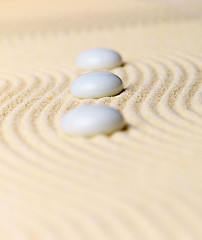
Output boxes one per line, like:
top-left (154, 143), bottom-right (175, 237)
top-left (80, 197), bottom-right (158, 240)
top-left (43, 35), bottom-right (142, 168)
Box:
top-left (0, 0), bottom-right (201, 239)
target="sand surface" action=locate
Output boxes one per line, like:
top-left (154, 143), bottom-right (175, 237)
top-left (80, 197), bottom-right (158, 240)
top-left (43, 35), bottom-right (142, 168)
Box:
top-left (0, 0), bottom-right (201, 239)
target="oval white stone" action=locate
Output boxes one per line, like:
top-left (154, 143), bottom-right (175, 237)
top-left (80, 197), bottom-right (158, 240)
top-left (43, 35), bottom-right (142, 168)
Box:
top-left (61, 105), bottom-right (125, 136)
top-left (70, 71), bottom-right (123, 99)
top-left (76, 48), bottom-right (122, 70)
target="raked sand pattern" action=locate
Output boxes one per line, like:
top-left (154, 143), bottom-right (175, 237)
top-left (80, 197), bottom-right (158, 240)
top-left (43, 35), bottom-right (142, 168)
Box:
top-left (0, 0), bottom-right (202, 239)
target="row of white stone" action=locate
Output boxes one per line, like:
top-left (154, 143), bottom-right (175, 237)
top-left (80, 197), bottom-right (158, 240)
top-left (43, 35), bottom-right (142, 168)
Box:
top-left (61, 48), bottom-right (126, 137)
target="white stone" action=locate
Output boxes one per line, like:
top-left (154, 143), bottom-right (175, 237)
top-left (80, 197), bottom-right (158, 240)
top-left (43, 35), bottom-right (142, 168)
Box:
top-left (70, 71), bottom-right (123, 99)
top-left (76, 48), bottom-right (122, 70)
top-left (61, 105), bottom-right (125, 136)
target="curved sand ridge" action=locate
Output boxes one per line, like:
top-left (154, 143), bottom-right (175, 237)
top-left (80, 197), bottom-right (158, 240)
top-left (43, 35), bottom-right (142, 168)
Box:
top-left (0, 0), bottom-right (201, 239)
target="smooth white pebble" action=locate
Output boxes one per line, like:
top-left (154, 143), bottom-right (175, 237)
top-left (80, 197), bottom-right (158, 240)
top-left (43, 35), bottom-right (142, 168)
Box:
top-left (70, 71), bottom-right (123, 99)
top-left (76, 48), bottom-right (122, 70)
top-left (61, 105), bottom-right (125, 136)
